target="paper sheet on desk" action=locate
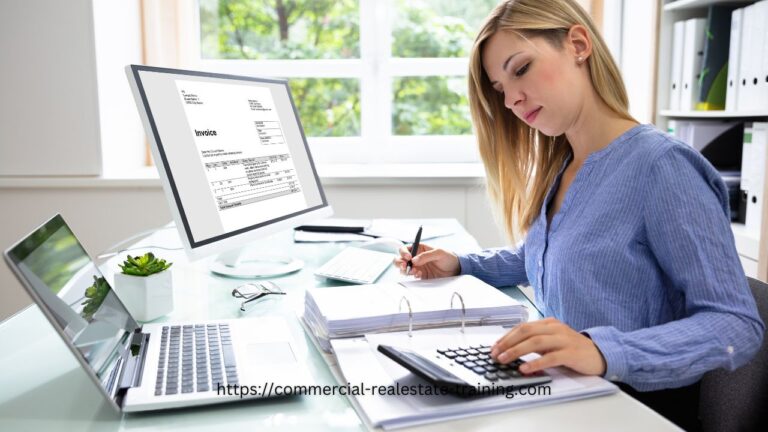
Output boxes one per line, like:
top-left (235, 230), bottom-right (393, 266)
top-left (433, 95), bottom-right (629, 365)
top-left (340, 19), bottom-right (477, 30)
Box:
top-left (365, 220), bottom-right (454, 242)
top-left (330, 327), bottom-right (617, 430)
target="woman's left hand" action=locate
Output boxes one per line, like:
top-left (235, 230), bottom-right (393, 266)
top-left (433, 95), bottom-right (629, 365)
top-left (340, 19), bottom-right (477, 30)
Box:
top-left (491, 317), bottom-right (607, 376)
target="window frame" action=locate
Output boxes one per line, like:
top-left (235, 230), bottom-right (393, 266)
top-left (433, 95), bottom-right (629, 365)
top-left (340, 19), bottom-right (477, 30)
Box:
top-left (186, 0), bottom-right (480, 164)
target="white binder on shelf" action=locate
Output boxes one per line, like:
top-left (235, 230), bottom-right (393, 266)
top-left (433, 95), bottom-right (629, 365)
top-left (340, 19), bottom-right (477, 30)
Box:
top-left (758, 1), bottom-right (768, 110)
top-left (725, 8), bottom-right (743, 112)
top-left (666, 119), bottom-right (678, 137)
top-left (746, 123), bottom-right (767, 237)
top-left (740, 123), bottom-right (754, 196)
top-left (669, 20), bottom-right (686, 111)
top-left (738, 4), bottom-right (756, 111)
top-left (680, 18), bottom-right (706, 112)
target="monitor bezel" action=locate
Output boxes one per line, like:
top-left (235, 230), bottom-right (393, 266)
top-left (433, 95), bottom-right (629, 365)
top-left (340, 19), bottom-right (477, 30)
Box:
top-left (125, 64), bottom-right (332, 260)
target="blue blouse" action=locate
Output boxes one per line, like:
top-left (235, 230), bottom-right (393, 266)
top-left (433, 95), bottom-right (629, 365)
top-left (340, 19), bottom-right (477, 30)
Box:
top-left (458, 124), bottom-right (764, 391)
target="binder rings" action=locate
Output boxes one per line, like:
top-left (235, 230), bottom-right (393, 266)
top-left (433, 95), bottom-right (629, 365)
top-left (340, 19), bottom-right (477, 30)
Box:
top-left (302, 275), bottom-right (529, 352)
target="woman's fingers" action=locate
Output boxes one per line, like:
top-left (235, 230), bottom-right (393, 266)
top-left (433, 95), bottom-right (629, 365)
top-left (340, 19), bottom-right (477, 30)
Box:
top-left (495, 334), bottom-right (563, 364)
top-left (411, 249), bottom-right (442, 265)
top-left (491, 320), bottom-right (557, 358)
top-left (519, 351), bottom-right (567, 373)
top-left (398, 245), bottom-right (412, 261)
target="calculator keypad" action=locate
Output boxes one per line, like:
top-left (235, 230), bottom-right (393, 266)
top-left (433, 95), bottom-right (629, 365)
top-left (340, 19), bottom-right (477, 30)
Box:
top-left (436, 345), bottom-right (544, 381)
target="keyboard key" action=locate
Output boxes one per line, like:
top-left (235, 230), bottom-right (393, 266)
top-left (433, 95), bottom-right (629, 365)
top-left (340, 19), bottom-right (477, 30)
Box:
top-left (463, 361), bottom-right (477, 368)
top-left (222, 345), bottom-right (236, 367)
top-left (484, 372), bottom-right (498, 381)
top-left (154, 321), bottom-right (237, 396)
top-left (472, 366), bottom-right (486, 375)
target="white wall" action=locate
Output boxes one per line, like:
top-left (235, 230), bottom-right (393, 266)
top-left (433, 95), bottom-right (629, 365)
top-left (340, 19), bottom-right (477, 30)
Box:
top-left (620, 0), bottom-right (658, 123)
top-left (0, 0), bottom-right (102, 175)
top-left (92, 0), bottom-right (146, 174)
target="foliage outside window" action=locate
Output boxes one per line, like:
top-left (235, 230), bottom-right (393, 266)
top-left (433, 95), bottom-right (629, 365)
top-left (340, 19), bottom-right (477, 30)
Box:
top-left (198, 0), bottom-right (496, 147)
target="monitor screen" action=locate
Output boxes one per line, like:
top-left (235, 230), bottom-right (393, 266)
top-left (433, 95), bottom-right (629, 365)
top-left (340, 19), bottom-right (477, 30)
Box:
top-left (5, 215), bottom-right (139, 402)
top-left (127, 66), bottom-right (330, 253)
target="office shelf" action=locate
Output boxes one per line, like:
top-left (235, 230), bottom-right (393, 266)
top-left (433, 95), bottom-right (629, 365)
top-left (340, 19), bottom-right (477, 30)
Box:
top-left (731, 222), bottom-right (760, 261)
top-left (655, 0), bottom-right (768, 280)
top-left (663, 0), bottom-right (749, 13)
top-left (659, 110), bottom-right (768, 118)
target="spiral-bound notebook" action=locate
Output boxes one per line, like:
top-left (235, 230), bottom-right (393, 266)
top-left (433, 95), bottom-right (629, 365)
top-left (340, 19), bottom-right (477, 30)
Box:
top-left (303, 275), bottom-right (529, 352)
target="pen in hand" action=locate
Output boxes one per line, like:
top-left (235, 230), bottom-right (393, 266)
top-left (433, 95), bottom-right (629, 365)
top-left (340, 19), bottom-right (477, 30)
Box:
top-left (406, 225), bottom-right (423, 274)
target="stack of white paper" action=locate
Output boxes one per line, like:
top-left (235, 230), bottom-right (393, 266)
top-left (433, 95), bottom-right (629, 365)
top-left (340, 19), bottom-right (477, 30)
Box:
top-left (303, 275), bottom-right (529, 352)
top-left (331, 326), bottom-right (617, 430)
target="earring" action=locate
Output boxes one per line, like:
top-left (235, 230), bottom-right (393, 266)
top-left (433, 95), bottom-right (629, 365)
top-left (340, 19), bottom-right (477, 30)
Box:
top-left (577, 56), bottom-right (584, 63)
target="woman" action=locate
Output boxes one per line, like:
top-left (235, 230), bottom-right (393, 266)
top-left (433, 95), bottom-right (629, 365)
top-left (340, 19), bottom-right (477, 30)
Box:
top-left (393, 0), bottom-right (763, 429)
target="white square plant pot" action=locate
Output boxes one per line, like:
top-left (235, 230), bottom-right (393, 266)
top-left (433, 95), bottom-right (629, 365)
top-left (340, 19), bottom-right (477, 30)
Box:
top-left (114, 270), bottom-right (173, 322)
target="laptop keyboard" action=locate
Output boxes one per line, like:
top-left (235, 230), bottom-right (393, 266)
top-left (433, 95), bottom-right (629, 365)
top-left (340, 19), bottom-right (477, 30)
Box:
top-left (154, 324), bottom-right (238, 396)
top-left (314, 247), bottom-right (393, 284)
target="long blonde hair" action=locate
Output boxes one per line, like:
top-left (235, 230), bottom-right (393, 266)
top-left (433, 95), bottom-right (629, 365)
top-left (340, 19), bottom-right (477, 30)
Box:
top-left (468, 0), bottom-right (634, 243)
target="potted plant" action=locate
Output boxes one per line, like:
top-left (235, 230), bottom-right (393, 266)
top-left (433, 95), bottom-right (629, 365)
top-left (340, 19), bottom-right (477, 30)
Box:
top-left (113, 252), bottom-right (173, 322)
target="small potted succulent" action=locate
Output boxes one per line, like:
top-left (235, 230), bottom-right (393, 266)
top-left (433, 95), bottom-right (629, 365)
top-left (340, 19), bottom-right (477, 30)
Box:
top-left (113, 252), bottom-right (173, 322)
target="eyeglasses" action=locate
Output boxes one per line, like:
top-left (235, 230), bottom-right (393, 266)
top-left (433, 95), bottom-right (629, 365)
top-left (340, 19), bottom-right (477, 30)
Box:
top-left (231, 281), bottom-right (286, 311)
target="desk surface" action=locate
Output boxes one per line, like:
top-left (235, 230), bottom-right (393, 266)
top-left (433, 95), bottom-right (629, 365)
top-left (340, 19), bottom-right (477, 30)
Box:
top-left (0, 219), bottom-right (679, 431)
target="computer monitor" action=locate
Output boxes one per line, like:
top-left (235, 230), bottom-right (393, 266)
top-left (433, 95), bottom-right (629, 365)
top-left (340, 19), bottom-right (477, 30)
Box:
top-left (126, 65), bottom-right (332, 278)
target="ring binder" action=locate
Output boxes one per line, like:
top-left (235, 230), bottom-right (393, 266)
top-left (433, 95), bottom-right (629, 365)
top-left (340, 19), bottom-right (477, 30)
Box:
top-left (302, 275), bottom-right (530, 352)
top-left (450, 291), bottom-right (466, 333)
top-left (399, 296), bottom-right (413, 337)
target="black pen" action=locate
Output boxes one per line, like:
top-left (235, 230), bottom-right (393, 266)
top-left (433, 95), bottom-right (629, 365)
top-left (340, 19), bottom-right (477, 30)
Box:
top-left (406, 225), bottom-right (423, 274)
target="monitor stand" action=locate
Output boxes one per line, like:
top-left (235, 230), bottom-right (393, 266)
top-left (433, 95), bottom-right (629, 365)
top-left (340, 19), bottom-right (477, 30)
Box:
top-left (209, 248), bottom-right (303, 279)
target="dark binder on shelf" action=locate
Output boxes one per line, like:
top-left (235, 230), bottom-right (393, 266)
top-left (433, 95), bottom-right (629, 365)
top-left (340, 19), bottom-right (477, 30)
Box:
top-left (696, 4), bottom-right (740, 111)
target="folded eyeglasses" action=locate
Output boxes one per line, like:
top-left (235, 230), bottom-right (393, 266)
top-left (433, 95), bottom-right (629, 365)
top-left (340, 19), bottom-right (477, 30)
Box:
top-left (231, 281), bottom-right (285, 311)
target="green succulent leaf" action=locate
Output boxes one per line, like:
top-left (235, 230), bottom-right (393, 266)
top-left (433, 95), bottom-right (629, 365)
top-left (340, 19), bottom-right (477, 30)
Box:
top-left (119, 252), bottom-right (172, 277)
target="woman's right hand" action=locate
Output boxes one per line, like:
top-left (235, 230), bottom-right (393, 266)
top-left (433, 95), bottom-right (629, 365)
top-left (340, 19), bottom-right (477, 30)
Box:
top-left (393, 243), bottom-right (460, 280)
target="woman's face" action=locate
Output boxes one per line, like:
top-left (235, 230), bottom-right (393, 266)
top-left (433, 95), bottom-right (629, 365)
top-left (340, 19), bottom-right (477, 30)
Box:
top-left (482, 30), bottom-right (587, 137)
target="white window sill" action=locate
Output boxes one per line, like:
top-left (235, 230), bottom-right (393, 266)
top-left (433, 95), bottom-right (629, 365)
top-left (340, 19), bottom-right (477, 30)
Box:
top-left (0, 163), bottom-right (488, 188)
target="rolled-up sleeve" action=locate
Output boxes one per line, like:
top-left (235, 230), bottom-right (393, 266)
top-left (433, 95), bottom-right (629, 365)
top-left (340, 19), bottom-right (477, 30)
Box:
top-left (458, 243), bottom-right (528, 288)
top-left (585, 145), bottom-right (764, 390)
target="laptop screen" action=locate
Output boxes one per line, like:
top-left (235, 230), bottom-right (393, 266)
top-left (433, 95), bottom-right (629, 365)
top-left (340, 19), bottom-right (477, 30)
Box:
top-left (5, 215), bottom-right (140, 401)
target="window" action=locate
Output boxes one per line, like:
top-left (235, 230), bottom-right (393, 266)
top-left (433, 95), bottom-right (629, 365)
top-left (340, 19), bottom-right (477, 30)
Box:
top-left (189, 0), bottom-right (613, 164)
top-left (193, 0), bottom-right (500, 163)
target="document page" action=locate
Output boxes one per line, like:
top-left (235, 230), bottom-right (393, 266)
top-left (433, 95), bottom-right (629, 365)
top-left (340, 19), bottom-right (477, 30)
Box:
top-left (175, 79), bottom-right (308, 233)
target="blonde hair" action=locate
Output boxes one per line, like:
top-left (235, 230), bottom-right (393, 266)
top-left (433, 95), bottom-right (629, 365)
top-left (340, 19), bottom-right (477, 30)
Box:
top-left (468, 0), bottom-right (634, 243)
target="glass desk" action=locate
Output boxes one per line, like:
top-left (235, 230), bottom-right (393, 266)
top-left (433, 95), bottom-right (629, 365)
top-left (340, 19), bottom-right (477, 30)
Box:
top-left (0, 219), bottom-right (678, 431)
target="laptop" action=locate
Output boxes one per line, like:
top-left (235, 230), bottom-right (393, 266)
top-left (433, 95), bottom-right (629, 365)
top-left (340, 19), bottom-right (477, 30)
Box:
top-left (4, 214), bottom-right (310, 412)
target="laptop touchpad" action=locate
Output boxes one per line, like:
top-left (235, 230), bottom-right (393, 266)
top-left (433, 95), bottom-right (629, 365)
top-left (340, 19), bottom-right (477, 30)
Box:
top-left (247, 342), bottom-right (296, 364)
